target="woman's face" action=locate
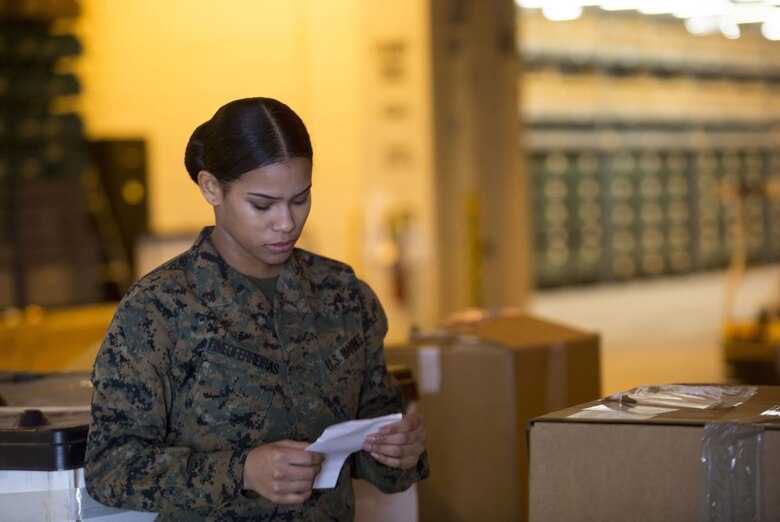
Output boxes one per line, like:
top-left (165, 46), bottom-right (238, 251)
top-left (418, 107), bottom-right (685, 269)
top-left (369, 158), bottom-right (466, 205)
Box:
top-left (204, 157), bottom-right (313, 278)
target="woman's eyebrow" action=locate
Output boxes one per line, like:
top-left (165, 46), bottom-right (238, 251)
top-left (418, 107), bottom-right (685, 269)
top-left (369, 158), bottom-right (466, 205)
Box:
top-left (246, 183), bottom-right (312, 200)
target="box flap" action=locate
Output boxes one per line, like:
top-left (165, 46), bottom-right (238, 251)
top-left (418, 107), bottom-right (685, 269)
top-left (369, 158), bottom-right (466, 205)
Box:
top-left (443, 310), bottom-right (598, 349)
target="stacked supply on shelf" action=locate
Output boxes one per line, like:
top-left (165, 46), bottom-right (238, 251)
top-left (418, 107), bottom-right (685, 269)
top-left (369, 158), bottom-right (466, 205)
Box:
top-left (0, 0), bottom-right (104, 309)
top-left (518, 7), bottom-right (780, 287)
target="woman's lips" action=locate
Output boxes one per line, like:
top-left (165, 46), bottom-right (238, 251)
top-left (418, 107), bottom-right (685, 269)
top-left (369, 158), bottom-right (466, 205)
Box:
top-left (266, 241), bottom-right (294, 254)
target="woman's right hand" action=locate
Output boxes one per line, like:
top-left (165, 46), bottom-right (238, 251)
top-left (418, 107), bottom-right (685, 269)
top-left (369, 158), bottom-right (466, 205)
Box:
top-left (242, 440), bottom-right (324, 504)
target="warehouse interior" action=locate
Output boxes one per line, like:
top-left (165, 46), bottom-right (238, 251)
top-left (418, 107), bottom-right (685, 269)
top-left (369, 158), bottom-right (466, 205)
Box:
top-left (1, 0), bottom-right (780, 520)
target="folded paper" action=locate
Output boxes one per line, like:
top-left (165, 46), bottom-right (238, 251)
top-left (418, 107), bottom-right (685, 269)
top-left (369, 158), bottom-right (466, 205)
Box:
top-left (305, 413), bottom-right (402, 489)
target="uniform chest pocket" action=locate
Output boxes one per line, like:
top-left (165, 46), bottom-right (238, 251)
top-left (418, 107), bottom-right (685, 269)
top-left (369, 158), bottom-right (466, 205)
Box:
top-left (194, 340), bottom-right (286, 438)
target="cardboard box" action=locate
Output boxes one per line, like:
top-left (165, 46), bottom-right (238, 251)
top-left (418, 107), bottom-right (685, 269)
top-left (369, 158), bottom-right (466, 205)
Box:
top-left (385, 311), bottom-right (600, 522)
top-left (528, 385), bottom-right (780, 522)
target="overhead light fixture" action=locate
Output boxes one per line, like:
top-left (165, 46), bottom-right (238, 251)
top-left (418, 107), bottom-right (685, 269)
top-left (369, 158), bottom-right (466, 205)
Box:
top-left (673, 0), bottom-right (732, 19)
top-left (685, 15), bottom-right (722, 35)
top-left (638, 0), bottom-right (679, 15)
top-left (730, 4), bottom-right (773, 23)
top-left (543, 2), bottom-right (583, 20)
top-left (720, 17), bottom-right (742, 38)
top-left (515, 0), bottom-right (780, 40)
top-left (599, 0), bottom-right (643, 11)
top-left (762, 11), bottom-right (780, 38)
top-left (517, 0), bottom-right (546, 7)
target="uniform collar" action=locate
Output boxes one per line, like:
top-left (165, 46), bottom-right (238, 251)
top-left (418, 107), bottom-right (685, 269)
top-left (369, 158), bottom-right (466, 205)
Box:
top-left (187, 227), bottom-right (314, 310)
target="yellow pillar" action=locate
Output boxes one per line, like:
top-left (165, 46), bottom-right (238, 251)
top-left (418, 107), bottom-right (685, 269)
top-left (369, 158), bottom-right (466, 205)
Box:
top-left (431, 0), bottom-right (529, 314)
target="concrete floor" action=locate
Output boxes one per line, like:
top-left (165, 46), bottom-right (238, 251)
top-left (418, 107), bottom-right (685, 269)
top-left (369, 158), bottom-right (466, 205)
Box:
top-left (528, 263), bottom-right (780, 396)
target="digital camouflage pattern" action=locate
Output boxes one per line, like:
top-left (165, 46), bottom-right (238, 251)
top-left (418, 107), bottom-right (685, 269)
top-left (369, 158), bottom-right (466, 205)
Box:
top-left (85, 227), bottom-right (429, 521)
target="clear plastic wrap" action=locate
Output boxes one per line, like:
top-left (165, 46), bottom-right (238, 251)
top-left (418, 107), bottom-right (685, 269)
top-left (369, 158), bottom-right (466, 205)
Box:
top-left (604, 384), bottom-right (758, 410)
top-left (700, 423), bottom-right (763, 522)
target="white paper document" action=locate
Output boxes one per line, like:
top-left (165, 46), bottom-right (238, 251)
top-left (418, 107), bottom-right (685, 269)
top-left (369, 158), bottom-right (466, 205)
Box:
top-left (305, 413), bottom-right (402, 489)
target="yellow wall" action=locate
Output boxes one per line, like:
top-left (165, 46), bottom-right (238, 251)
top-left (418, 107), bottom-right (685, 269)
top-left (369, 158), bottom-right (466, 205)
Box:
top-left (357, 3), bottom-right (437, 338)
top-left (76, 1), bottom-right (436, 340)
top-left (77, 1), bottom-right (358, 250)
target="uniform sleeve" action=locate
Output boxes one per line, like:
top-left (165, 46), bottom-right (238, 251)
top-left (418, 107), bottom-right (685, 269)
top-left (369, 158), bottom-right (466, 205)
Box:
top-left (351, 280), bottom-right (430, 492)
top-left (84, 295), bottom-right (249, 513)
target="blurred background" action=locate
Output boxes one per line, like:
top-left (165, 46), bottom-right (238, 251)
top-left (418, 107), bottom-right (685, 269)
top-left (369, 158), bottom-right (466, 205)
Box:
top-left (1, 0), bottom-right (780, 394)
top-left (3, 1), bottom-right (780, 520)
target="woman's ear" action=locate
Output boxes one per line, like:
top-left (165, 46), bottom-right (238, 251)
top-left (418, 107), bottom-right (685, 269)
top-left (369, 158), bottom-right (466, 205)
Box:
top-left (197, 170), bottom-right (223, 206)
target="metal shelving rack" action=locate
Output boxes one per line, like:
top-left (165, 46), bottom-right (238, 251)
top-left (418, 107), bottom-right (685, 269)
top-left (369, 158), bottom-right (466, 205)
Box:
top-left (0, 0), bottom-right (105, 308)
top-left (520, 9), bottom-right (780, 288)
top-left (529, 124), bottom-right (779, 288)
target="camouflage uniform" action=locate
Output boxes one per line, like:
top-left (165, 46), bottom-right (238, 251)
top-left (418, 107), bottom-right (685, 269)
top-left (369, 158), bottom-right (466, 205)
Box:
top-left (85, 227), bottom-right (429, 521)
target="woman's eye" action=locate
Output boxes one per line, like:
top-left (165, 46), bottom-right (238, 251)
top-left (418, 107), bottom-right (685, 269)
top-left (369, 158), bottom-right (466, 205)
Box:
top-left (292, 195), bottom-right (310, 205)
top-left (251, 203), bottom-right (271, 211)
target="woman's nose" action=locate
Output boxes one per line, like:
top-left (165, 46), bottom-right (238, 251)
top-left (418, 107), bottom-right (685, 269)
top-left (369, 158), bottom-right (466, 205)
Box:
top-left (273, 205), bottom-right (295, 232)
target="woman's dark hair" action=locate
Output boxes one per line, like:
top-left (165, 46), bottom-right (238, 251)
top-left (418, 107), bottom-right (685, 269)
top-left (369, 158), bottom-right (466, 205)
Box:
top-left (184, 97), bottom-right (312, 184)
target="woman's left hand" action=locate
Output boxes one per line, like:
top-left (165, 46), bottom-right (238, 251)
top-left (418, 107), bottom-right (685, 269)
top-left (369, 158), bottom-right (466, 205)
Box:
top-left (362, 412), bottom-right (427, 469)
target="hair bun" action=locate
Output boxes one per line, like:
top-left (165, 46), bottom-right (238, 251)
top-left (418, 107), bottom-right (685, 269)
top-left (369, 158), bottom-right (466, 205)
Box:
top-left (184, 122), bottom-right (209, 182)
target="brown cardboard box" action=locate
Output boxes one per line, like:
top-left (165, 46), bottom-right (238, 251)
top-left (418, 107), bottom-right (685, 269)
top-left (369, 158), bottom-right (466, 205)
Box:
top-left (385, 311), bottom-right (600, 522)
top-left (528, 386), bottom-right (780, 522)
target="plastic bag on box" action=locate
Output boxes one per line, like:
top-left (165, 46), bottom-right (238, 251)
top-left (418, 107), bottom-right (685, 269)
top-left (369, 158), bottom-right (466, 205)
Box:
top-left (604, 384), bottom-right (757, 410)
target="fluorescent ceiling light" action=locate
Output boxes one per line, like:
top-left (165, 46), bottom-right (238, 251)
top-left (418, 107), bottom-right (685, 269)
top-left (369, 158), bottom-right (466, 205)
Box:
top-left (599, 0), bottom-right (643, 11)
top-left (730, 4), bottom-right (773, 22)
top-left (685, 15), bottom-right (722, 35)
top-left (543, 3), bottom-right (583, 20)
top-left (762, 12), bottom-right (780, 38)
top-left (673, 0), bottom-right (733, 19)
top-left (517, 0), bottom-right (546, 7)
top-left (515, 0), bottom-right (780, 39)
top-left (638, 0), bottom-right (679, 15)
top-left (720, 17), bottom-right (742, 37)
